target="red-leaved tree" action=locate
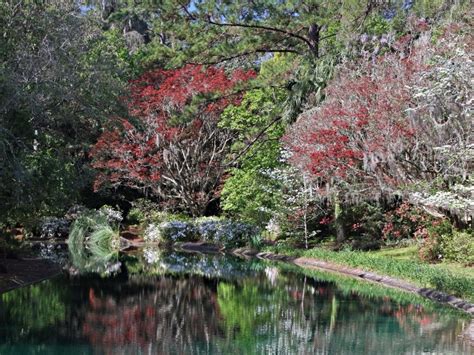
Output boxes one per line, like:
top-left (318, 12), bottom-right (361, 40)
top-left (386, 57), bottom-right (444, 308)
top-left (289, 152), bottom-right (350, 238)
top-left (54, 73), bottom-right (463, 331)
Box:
top-left (284, 23), bottom-right (472, 213)
top-left (91, 65), bottom-right (255, 215)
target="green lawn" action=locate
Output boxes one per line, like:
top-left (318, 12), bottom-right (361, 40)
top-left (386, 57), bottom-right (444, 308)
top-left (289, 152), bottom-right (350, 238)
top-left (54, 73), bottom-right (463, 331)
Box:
top-left (369, 246), bottom-right (474, 279)
top-left (368, 246), bottom-right (419, 260)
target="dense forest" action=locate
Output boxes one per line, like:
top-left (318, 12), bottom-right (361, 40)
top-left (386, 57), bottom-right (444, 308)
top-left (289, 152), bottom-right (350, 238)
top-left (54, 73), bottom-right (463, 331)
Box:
top-left (0, 0), bottom-right (472, 269)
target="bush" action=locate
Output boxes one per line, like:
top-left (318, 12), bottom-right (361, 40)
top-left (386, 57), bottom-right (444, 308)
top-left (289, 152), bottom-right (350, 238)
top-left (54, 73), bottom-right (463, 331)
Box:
top-left (418, 234), bottom-right (442, 263)
top-left (127, 198), bottom-right (190, 225)
top-left (419, 220), bottom-right (473, 266)
top-left (382, 202), bottom-right (435, 243)
top-left (98, 205), bottom-right (123, 226)
top-left (68, 211), bottom-right (119, 246)
top-left (157, 221), bottom-right (198, 244)
top-left (38, 217), bottom-right (71, 239)
top-left (68, 210), bottom-right (121, 275)
top-left (197, 220), bottom-right (259, 249)
top-left (439, 230), bottom-right (474, 266)
top-left (143, 217), bottom-right (260, 249)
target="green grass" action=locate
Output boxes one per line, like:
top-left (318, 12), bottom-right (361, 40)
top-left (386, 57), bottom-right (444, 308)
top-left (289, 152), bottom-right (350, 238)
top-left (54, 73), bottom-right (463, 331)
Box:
top-left (264, 245), bottom-right (474, 302)
top-left (369, 245), bottom-right (474, 279)
top-left (68, 212), bottom-right (120, 274)
top-left (369, 246), bottom-right (419, 260)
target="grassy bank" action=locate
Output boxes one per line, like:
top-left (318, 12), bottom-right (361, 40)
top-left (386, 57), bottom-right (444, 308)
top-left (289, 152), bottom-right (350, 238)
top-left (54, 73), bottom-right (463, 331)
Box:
top-left (273, 261), bottom-right (471, 319)
top-left (263, 245), bottom-right (474, 303)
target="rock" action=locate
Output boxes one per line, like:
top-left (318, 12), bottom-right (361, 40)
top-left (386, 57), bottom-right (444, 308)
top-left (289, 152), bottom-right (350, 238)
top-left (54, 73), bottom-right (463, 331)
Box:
top-left (179, 242), bottom-right (221, 253)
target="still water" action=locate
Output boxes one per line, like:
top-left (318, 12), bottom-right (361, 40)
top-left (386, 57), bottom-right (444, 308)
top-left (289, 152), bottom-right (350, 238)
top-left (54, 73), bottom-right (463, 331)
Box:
top-left (0, 249), bottom-right (472, 354)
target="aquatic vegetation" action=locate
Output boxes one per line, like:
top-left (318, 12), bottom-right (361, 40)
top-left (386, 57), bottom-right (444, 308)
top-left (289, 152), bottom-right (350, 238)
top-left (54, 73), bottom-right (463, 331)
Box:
top-left (67, 210), bottom-right (121, 276)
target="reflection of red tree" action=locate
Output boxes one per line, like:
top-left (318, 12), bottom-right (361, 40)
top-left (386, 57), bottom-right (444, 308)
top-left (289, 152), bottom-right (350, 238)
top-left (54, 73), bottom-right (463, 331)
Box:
top-left (392, 303), bottom-right (437, 335)
top-left (81, 278), bottom-right (221, 354)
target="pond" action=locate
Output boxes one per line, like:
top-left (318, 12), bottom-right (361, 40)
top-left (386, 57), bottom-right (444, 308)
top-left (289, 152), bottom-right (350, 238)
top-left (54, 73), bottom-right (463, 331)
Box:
top-left (0, 248), bottom-right (472, 354)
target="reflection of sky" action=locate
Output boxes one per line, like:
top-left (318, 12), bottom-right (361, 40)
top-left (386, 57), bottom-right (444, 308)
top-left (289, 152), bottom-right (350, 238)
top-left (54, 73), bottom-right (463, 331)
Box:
top-left (80, 4), bottom-right (94, 14)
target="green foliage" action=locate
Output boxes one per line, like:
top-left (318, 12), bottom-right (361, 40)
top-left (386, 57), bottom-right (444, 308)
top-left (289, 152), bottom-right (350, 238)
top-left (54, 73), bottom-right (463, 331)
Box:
top-left (0, 281), bottom-right (67, 336)
top-left (0, 2), bottom-right (128, 226)
top-left (68, 210), bottom-right (120, 275)
top-left (128, 198), bottom-right (191, 226)
top-left (438, 230), bottom-right (474, 266)
top-left (149, 0), bottom-right (388, 66)
top-left (364, 14), bottom-right (391, 35)
top-left (0, 142), bottom-right (89, 227)
top-left (420, 221), bottom-right (474, 266)
top-left (220, 81), bottom-right (287, 226)
top-left (339, 202), bottom-right (385, 250)
top-left (85, 28), bottom-right (139, 78)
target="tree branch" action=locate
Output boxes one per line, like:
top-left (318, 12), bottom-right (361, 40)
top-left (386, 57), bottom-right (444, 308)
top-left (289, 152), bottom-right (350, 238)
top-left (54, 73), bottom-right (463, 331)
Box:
top-left (187, 48), bottom-right (302, 65)
top-left (205, 17), bottom-right (313, 49)
top-left (225, 115), bottom-right (282, 167)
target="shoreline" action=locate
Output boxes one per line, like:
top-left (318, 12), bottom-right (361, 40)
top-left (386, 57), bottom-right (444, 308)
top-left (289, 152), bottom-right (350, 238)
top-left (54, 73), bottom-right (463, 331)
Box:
top-left (252, 250), bottom-right (474, 316)
top-left (0, 258), bottom-right (61, 295)
top-left (1, 241), bottom-right (472, 344)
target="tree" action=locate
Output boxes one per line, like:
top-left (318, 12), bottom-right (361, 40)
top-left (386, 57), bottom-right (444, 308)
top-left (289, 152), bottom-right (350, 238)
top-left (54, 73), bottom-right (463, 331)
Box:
top-left (91, 65), bottom-right (255, 216)
top-left (219, 84), bottom-right (286, 225)
top-left (284, 21), bottom-right (473, 223)
top-left (0, 2), bottom-right (128, 224)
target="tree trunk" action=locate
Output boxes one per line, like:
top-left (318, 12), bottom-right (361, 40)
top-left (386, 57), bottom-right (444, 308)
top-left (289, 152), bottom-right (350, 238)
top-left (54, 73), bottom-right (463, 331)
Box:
top-left (334, 194), bottom-right (345, 245)
top-left (308, 24), bottom-right (321, 58)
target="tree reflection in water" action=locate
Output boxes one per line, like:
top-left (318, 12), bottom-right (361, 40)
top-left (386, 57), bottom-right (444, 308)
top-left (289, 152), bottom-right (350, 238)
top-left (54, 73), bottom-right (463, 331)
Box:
top-left (0, 251), bottom-right (471, 354)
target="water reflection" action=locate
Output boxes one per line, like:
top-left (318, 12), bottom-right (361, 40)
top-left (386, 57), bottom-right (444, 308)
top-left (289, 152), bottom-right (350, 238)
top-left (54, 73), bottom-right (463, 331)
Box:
top-left (0, 251), bottom-right (471, 354)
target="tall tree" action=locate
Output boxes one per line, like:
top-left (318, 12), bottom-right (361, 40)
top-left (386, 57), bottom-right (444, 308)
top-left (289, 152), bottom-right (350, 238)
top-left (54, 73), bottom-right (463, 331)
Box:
top-left (91, 65), bottom-right (255, 216)
top-left (284, 22), bottom-right (473, 223)
top-left (0, 2), bottom-right (128, 223)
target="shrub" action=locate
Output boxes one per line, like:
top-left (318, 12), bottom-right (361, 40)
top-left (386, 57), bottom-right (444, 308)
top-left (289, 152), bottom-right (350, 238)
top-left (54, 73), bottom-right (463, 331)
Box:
top-left (418, 234), bottom-right (442, 263)
top-left (38, 217), bottom-right (70, 239)
top-left (197, 220), bottom-right (259, 249)
top-left (144, 223), bottom-right (161, 243)
top-left (158, 221), bottom-right (198, 244)
top-left (98, 205), bottom-right (123, 226)
top-left (127, 208), bottom-right (144, 225)
top-left (127, 198), bottom-right (190, 225)
top-left (439, 230), bottom-right (474, 266)
top-left (418, 220), bottom-right (473, 265)
top-left (68, 210), bottom-right (120, 250)
top-left (68, 210), bottom-right (120, 275)
top-left (382, 202), bottom-right (435, 243)
top-left (143, 217), bottom-right (260, 249)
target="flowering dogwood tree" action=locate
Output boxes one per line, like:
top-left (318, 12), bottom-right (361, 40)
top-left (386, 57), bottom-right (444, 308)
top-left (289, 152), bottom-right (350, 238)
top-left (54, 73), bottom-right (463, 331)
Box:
top-left (91, 65), bottom-right (255, 216)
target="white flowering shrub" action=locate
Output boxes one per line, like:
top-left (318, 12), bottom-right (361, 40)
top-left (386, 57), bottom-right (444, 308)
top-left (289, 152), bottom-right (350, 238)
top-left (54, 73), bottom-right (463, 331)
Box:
top-left (98, 205), bottom-right (123, 225)
top-left (147, 217), bottom-right (259, 248)
top-left (196, 220), bottom-right (259, 248)
top-left (158, 221), bottom-right (198, 243)
top-left (143, 246), bottom-right (163, 264)
top-left (39, 217), bottom-right (70, 239)
top-left (144, 223), bottom-right (161, 242)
